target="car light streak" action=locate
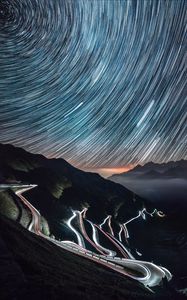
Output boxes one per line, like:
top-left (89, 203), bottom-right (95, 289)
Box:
top-left (82, 207), bottom-right (88, 219)
top-left (95, 224), bottom-right (129, 258)
top-left (157, 211), bottom-right (166, 217)
top-left (86, 219), bottom-right (116, 257)
top-left (124, 211), bottom-right (142, 226)
top-left (66, 211), bottom-right (85, 248)
top-left (122, 224), bottom-right (130, 239)
top-left (136, 249), bottom-right (143, 256)
top-left (77, 210), bottom-right (105, 255)
top-left (99, 215), bottom-right (110, 228)
top-left (108, 215), bottom-right (114, 236)
top-left (9, 184), bottom-right (172, 289)
top-left (107, 232), bottom-right (135, 260)
top-left (118, 225), bottom-right (123, 242)
top-left (99, 215), bottom-right (114, 235)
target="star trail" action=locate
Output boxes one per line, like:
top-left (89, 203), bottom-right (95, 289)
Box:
top-left (0, 0), bottom-right (186, 173)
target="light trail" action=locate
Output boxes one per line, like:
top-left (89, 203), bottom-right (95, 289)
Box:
top-left (123, 224), bottom-right (130, 239)
top-left (157, 211), bottom-right (166, 217)
top-left (123, 208), bottom-right (165, 240)
top-left (77, 210), bottom-right (105, 255)
top-left (108, 215), bottom-right (114, 236)
top-left (9, 184), bottom-right (172, 289)
top-left (124, 211), bottom-right (142, 226)
top-left (106, 231), bottom-right (135, 260)
top-left (86, 219), bottom-right (116, 257)
top-left (99, 215), bottom-right (114, 236)
top-left (118, 225), bottom-right (123, 242)
top-left (82, 207), bottom-right (88, 219)
top-left (95, 224), bottom-right (129, 258)
top-left (66, 211), bottom-right (85, 248)
top-left (99, 215), bottom-right (110, 228)
top-left (136, 249), bottom-right (143, 257)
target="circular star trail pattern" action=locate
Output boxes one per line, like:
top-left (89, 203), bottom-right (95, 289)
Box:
top-left (0, 0), bottom-right (186, 169)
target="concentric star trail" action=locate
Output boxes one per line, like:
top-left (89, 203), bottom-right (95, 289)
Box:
top-left (0, 0), bottom-right (186, 171)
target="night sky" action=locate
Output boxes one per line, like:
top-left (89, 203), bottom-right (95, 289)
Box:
top-left (0, 0), bottom-right (186, 176)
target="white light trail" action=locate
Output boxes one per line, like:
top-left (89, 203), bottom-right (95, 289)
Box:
top-left (118, 225), bottom-right (123, 242)
top-left (99, 215), bottom-right (110, 228)
top-left (10, 184), bottom-right (172, 289)
top-left (108, 215), bottom-right (114, 236)
top-left (87, 220), bottom-right (116, 257)
top-left (66, 211), bottom-right (85, 248)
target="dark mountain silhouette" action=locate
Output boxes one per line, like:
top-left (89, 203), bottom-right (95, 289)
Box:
top-left (0, 142), bottom-right (145, 239)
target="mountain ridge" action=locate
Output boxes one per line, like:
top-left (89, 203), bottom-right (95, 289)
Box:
top-left (0, 142), bottom-right (145, 240)
top-left (0, 143), bottom-right (187, 299)
top-left (109, 159), bottom-right (187, 179)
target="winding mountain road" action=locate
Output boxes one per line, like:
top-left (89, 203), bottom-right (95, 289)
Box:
top-left (8, 184), bottom-right (172, 290)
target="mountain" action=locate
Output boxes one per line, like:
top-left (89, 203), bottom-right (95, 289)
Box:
top-left (110, 160), bottom-right (187, 179)
top-left (0, 142), bottom-right (145, 239)
top-left (2, 213), bottom-right (185, 300)
top-left (109, 160), bottom-right (187, 215)
top-left (108, 159), bottom-right (187, 293)
top-left (1, 143), bottom-right (187, 299)
top-left (109, 161), bottom-right (187, 260)
top-left (0, 214), bottom-right (150, 300)
top-left (163, 166), bottom-right (187, 178)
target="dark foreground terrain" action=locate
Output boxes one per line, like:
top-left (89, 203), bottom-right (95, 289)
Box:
top-left (0, 214), bottom-right (186, 300)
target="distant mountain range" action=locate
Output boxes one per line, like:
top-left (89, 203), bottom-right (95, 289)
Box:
top-left (109, 160), bottom-right (187, 216)
top-left (109, 160), bottom-right (187, 179)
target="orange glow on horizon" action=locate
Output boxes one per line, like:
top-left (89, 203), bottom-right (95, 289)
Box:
top-left (97, 166), bottom-right (134, 177)
top-left (99, 166), bottom-right (133, 173)
top-left (82, 165), bottom-right (135, 178)
top-left (45, 154), bottom-right (135, 178)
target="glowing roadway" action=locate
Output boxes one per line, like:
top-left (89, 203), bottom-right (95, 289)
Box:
top-left (11, 184), bottom-right (172, 291)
